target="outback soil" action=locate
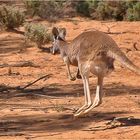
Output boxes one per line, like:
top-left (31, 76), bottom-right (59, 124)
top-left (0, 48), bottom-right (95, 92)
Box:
top-left (0, 18), bottom-right (140, 140)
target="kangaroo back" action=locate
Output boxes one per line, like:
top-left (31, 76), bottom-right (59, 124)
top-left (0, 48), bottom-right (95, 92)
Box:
top-left (72, 31), bottom-right (140, 75)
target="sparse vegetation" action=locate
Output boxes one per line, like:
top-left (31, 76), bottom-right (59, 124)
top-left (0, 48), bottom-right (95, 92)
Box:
top-left (126, 1), bottom-right (140, 21)
top-left (75, 0), bottom-right (140, 21)
top-left (76, 1), bottom-right (90, 17)
top-left (95, 2), bottom-right (112, 20)
top-left (0, 5), bottom-right (25, 29)
top-left (24, 0), bottom-right (41, 17)
top-left (24, 0), bottom-right (65, 21)
top-left (23, 0), bottom-right (140, 21)
top-left (25, 23), bottom-right (51, 49)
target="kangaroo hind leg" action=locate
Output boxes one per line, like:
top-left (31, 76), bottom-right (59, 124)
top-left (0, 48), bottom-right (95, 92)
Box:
top-left (83, 76), bottom-right (104, 114)
top-left (74, 63), bottom-right (92, 117)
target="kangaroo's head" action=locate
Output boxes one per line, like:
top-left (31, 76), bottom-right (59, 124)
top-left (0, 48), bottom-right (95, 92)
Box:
top-left (51, 27), bottom-right (66, 55)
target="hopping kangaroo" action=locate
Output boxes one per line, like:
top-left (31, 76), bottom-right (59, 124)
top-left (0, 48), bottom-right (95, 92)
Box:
top-left (52, 27), bottom-right (140, 117)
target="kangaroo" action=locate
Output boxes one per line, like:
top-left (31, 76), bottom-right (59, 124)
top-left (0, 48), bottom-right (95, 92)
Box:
top-left (52, 27), bottom-right (140, 117)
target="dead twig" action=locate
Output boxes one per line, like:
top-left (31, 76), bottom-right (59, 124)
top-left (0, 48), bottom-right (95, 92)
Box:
top-left (104, 23), bottom-right (118, 33)
top-left (13, 92), bottom-right (63, 99)
top-left (133, 42), bottom-right (140, 51)
top-left (0, 132), bottom-right (25, 136)
top-left (0, 61), bottom-right (39, 68)
top-left (100, 23), bottom-right (138, 35)
top-left (19, 74), bottom-right (52, 90)
top-left (82, 116), bottom-right (139, 132)
top-left (0, 74), bottom-right (51, 92)
top-left (0, 84), bottom-right (18, 92)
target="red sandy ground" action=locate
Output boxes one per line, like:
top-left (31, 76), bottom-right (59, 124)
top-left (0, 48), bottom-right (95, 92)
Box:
top-left (0, 18), bottom-right (140, 140)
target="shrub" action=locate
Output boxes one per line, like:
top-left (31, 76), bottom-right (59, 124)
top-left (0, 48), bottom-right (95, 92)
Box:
top-left (38, 1), bottom-right (63, 19)
top-left (75, 1), bottom-right (126, 20)
top-left (24, 0), bottom-right (65, 20)
top-left (92, 1), bottom-right (127, 21)
top-left (0, 5), bottom-right (25, 29)
top-left (75, 0), bottom-right (99, 17)
top-left (75, 0), bottom-right (140, 21)
top-left (76, 1), bottom-right (90, 17)
top-left (126, 2), bottom-right (140, 21)
top-left (95, 2), bottom-right (113, 20)
top-left (24, 0), bottom-right (41, 17)
top-left (25, 23), bottom-right (51, 48)
top-left (111, 1), bottom-right (127, 21)
top-left (24, 0), bottom-right (140, 21)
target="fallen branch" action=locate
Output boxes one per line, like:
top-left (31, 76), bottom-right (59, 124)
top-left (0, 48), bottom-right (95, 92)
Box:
top-left (0, 74), bottom-right (51, 92)
top-left (0, 61), bottom-right (39, 68)
top-left (100, 23), bottom-right (138, 35)
top-left (0, 84), bottom-right (18, 92)
top-left (13, 92), bottom-right (63, 99)
top-left (19, 74), bottom-right (52, 90)
top-left (82, 116), bottom-right (139, 132)
top-left (0, 132), bottom-right (25, 136)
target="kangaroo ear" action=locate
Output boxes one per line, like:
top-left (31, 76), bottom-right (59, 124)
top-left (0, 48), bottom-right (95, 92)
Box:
top-left (59, 28), bottom-right (66, 39)
top-left (52, 27), bottom-right (59, 39)
top-left (61, 28), bottom-right (66, 37)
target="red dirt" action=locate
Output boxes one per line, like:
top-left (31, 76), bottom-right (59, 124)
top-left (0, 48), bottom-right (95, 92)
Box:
top-left (0, 18), bottom-right (140, 140)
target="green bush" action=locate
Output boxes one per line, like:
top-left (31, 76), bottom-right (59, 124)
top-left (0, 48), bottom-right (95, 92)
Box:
top-left (75, 0), bottom-right (140, 21)
top-left (24, 0), bottom-right (65, 20)
top-left (24, 0), bottom-right (41, 17)
top-left (111, 1), bottom-right (127, 21)
top-left (126, 2), bottom-right (140, 21)
top-left (76, 1), bottom-right (90, 17)
top-left (0, 5), bottom-right (25, 29)
top-left (95, 2), bottom-right (112, 20)
top-left (24, 0), bottom-right (140, 21)
top-left (76, 0), bottom-right (99, 17)
top-left (38, 1), bottom-right (63, 19)
top-left (25, 23), bottom-right (51, 48)
top-left (91, 1), bottom-right (127, 21)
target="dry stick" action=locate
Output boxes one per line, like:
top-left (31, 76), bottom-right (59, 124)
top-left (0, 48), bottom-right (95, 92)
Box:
top-left (0, 133), bottom-right (25, 137)
top-left (82, 125), bottom-right (119, 131)
top-left (30, 93), bottom-right (63, 99)
top-left (19, 74), bottom-right (52, 90)
top-left (0, 61), bottom-right (39, 68)
top-left (133, 42), bottom-right (140, 51)
top-left (15, 75), bottom-right (74, 109)
top-left (13, 74), bottom-right (65, 99)
top-left (101, 23), bottom-right (138, 35)
top-left (14, 92), bottom-right (63, 99)
top-left (103, 23), bottom-right (118, 33)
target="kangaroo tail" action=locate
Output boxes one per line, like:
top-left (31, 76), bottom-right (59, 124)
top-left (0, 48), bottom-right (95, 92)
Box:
top-left (108, 47), bottom-right (140, 75)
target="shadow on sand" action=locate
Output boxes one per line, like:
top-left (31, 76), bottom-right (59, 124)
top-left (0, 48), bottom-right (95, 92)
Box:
top-left (0, 81), bottom-right (140, 99)
top-left (0, 111), bottom-right (140, 135)
top-left (0, 82), bottom-right (139, 136)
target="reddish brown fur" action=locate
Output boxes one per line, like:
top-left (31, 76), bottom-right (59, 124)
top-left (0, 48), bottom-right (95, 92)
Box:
top-left (53, 30), bottom-right (140, 76)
